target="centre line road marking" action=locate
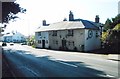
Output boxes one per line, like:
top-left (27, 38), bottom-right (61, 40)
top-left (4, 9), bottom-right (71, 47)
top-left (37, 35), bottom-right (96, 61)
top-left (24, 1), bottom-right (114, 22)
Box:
top-left (106, 74), bottom-right (115, 78)
top-left (52, 60), bottom-right (78, 68)
top-left (19, 66), bottom-right (39, 77)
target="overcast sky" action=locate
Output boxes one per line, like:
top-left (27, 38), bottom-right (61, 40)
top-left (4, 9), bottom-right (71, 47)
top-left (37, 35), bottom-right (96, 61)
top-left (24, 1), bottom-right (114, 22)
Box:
top-left (4, 0), bottom-right (119, 36)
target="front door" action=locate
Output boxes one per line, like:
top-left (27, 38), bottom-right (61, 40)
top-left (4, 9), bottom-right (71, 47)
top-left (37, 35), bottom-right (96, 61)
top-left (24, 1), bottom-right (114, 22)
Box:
top-left (62, 39), bottom-right (66, 49)
top-left (42, 40), bottom-right (45, 48)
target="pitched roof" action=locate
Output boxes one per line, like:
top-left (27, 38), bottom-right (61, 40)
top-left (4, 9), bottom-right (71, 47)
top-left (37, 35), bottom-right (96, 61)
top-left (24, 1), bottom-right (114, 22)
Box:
top-left (36, 20), bottom-right (99, 32)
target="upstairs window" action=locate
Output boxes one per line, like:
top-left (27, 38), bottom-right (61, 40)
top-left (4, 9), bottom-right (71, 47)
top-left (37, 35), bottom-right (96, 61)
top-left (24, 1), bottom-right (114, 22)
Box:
top-left (38, 32), bottom-right (41, 36)
top-left (52, 31), bottom-right (57, 36)
top-left (68, 30), bottom-right (74, 36)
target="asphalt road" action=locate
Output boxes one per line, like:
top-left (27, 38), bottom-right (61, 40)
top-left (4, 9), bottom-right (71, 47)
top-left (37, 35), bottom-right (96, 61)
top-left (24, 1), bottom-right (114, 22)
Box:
top-left (2, 43), bottom-right (119, 78)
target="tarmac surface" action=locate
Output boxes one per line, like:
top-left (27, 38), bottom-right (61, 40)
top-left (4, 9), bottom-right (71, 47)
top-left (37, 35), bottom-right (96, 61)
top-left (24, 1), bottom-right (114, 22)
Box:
top-left (0, 42), bottom-right (119, 78)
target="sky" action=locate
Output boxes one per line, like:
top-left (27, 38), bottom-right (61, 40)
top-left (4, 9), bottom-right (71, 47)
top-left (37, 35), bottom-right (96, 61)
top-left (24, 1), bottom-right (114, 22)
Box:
top-left (4, 0), bottom-right (119, 36)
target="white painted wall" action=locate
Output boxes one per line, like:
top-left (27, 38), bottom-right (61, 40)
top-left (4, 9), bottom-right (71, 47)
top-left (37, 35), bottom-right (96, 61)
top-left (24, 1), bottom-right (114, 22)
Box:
top-left (4, 36), bottom-right (12, 42)
top-left (49, 29), bottom-right (85, 51)
top-left (35, 31), bottom-right (49, 48)
top-left (12, 32), bottom-right (26, 42)
top-left (2, 32), bottom-right (26, 42)
top-left (65, 29), bottom-right (85, 51)
top-left (84, 29), bottom-right (101, 51)
top-left (36, 29), bottom-right (101, 51)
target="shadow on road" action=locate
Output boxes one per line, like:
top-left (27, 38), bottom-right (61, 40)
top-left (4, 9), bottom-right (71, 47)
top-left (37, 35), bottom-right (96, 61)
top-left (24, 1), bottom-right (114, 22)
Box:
top-left (2, 49), bottom-right (111, 78)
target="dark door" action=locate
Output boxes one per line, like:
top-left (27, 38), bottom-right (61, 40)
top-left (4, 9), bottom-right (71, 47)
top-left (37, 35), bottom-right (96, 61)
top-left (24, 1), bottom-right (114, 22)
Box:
top-left (62, 39), bottom-right (66, 49)
top-left (42, 40), bottom-right (45, 48)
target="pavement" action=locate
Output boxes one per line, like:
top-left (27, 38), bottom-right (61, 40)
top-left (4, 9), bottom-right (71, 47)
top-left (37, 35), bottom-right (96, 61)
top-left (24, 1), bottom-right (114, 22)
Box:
top-left (24, 44), bottom-right (120, 61)
top-left (0, 42), bottom-right (119, 61)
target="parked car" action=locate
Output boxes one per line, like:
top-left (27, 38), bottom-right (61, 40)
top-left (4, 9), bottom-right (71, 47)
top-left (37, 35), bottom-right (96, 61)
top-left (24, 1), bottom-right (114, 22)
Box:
top-left (21, 42), bottom-right (27, 45)
top-left (2, 42), bottom-right (7, 46)
top-left (10, 43), bottom-right (14, 45)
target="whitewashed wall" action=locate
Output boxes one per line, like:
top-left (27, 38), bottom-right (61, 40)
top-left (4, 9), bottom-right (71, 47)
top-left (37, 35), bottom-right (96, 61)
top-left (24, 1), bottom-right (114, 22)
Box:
top-left (12, 33), bottom-right (26, 42)
top-left (36, 29), bottom-right (101, 51)
top-left (84, 29), bottom-right (101, 51)
top-left (35, 31), bottom-right (49, 48)
top-left (49, 29), bottom-right (85, 51)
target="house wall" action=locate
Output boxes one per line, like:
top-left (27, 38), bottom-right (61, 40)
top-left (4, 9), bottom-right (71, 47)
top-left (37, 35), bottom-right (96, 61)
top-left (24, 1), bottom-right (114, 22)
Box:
top-left (49, 29), bottom-right (85, 51)
top-left (12, 33), bottom-right (26, 43)
top-left (35, 32), bottom-right (49, 48)
top-left (2, 32), bottom-right (26, 43)
top-left (36, 29), bottom-right (101, 51)
top-left (5, 36), bottom-right (12, 42)
top-left (49, 30), bottom-right (65, 50)
top-left (84, 29), bottom-right (101, 51)
top-left (66, 29), bottom-right (85, 51)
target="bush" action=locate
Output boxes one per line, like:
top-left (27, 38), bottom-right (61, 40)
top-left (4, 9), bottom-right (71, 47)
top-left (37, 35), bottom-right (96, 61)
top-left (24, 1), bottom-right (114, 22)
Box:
top-left (32, 44), bottom-right (35, 48)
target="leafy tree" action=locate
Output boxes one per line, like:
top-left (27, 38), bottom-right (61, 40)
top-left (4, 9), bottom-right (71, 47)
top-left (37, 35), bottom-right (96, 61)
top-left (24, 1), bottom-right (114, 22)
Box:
top-left (101, 31), bottom-right (108, 42)
top-left (27, 35), bottom-right (35, 47)
top-left (103, 18), bottom-right (112, 31)
top-left (102, 14), bottom-right (120, 53)
top-left (103, 14), bottom-right (120, 31)
top-left (113, 24), bottom-right (120, 30)
top-left (112, 14), bottom-right (120, 26)
top-left (2, 2), bottom-right (26, 23)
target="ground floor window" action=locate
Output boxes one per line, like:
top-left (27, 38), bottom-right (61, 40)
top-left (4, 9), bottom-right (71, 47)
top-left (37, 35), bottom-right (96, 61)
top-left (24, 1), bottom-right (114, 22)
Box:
top-left (38, 40), bottom-right (41, 44)
top-left (67, 41), bottom-right (74, 46)
top-left (46, 40), bottom-right (48, 44)
top-left (53, 40), bottom-right (58, 45)
top-left (56, 41), bottom-right (58, 45)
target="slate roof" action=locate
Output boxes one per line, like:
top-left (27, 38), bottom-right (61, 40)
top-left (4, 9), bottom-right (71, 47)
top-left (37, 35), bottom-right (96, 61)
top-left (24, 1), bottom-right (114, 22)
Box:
top-left (36, 20), bottom-right (99, 32)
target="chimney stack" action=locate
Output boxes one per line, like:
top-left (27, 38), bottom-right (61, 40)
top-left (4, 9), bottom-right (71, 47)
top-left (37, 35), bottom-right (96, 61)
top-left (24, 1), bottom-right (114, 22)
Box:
top-left (69, 11), bottom-right (74, 21)
top-left (95, 15), bottom-right (100, 23)
top-left (43, 20), bottom-right (46, 26)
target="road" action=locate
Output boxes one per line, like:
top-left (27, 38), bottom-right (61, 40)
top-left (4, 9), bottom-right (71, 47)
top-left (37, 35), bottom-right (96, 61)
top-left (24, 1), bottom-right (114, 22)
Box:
top-left (2, 43), bottom-right (119, 78)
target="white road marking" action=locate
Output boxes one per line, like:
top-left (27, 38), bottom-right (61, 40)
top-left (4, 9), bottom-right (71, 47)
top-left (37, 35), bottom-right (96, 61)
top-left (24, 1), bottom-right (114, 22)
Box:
top-left (53, 60), bottom-right (78, 68)
top-left (106, 74), bottom-right (115, 78)
top-left (19, 66), bottom-right (39, 76)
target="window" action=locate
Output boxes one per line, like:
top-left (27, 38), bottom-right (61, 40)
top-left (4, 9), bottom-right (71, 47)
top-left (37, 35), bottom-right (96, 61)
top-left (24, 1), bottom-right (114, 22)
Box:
top-left (38, 32), bottom-right (41, 36)
top-left (52, 31), bottom-right (57, 36)
top-left (73, 41), bottom-right (74, 46)
top-left (96, 31), bottom-right (99, 37)
top-left (38, 40), bottom-right (41, 44)
top-left (68, 41), bottom-right (74, 46)
top-left (68, 30), bottom-right (74, 36)
top-left (46, 40), bottom-right (48, 44)
top-left (68, 41), bottom-right (71, 46)
top-left (56, 41), bottom-right (58, 45)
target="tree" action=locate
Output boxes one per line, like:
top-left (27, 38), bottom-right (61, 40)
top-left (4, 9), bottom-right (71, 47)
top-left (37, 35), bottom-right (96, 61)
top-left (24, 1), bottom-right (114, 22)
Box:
top-left (102, 14), bottom-right (120, 53)
top-left (112, 14), bottom-right (120, 27)
top-left (2, 2), bottom-right (26, 23)
top-left (103, 18), bottom-right (112, 31)
top-left (113, 24), bottom-right (120, 30)
top-left (103, 14), bottom-right (120, 31)
top-left (27, 35), bottom-right (35, 47)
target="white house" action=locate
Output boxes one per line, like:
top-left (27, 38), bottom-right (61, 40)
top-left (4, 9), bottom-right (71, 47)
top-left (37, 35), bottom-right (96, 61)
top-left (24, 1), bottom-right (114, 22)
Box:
top-left (2, 31), bottom-right (26, 43)
top-left (35, 20), bottom-right (49, 48)
top-left (2, 33), bottom-right (13, 42)
top-left (35, 11), bottom-right (101, 52)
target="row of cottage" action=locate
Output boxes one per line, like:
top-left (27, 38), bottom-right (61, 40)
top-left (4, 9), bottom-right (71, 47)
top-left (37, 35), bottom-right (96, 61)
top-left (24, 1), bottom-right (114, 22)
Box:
top-left (2, 31), bottom-right (26, 43)
top-left (35, 11), bottom-right (102, 52)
